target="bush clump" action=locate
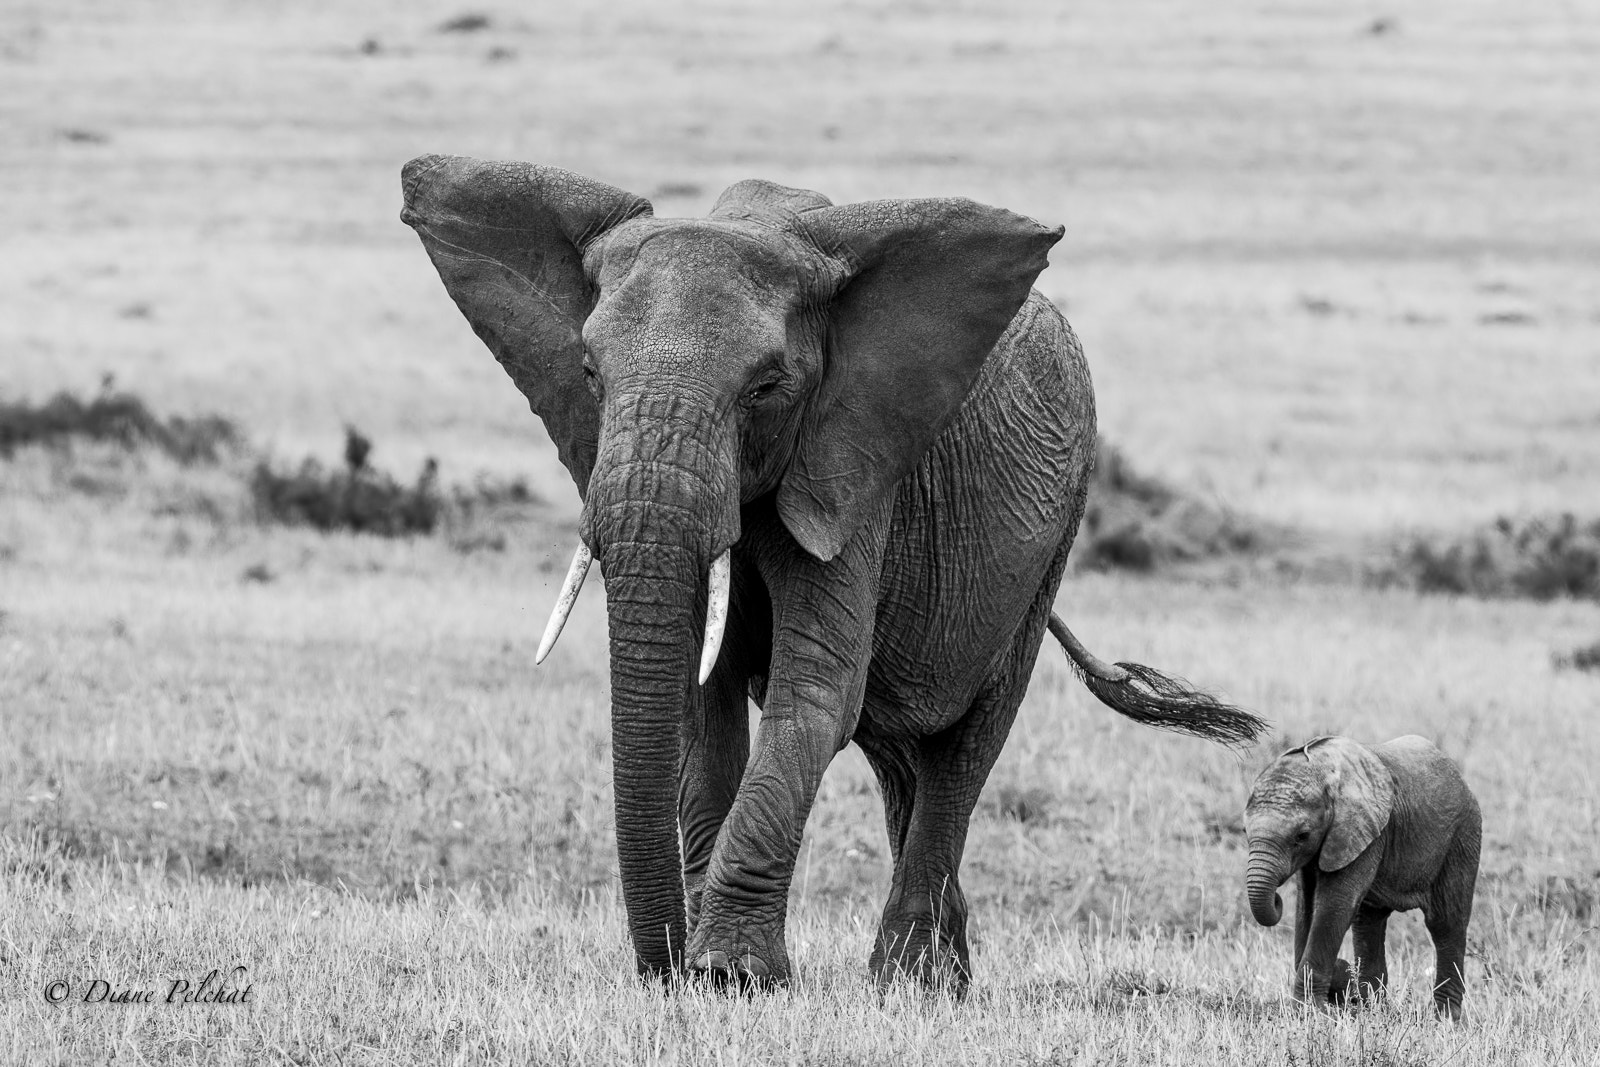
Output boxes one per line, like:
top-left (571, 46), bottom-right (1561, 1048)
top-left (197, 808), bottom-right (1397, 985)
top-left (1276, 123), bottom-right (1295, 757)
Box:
top-left (1388, 514), bottom-right (1600, 602)
top-left (249, 427), bottom-right (444, 537)
top-left (249, 427), bottom-right (543, 541)
top-left (0, 384), bottom-right (241, 464)
top-left (1553, 640), bottom-right (1600, 673)
top-left (1076, 439), bottom-right (1268, 572)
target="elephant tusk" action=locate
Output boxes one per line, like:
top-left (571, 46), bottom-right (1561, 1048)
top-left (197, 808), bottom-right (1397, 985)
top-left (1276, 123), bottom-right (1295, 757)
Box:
top-left (697, 550), bottom-right (731, 685)
top-left (535, 542), bottom-right (592, 665)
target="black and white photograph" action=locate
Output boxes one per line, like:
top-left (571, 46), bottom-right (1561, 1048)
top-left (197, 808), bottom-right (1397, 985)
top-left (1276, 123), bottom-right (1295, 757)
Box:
top-left (5, 0), bottom-right (1597, 1061)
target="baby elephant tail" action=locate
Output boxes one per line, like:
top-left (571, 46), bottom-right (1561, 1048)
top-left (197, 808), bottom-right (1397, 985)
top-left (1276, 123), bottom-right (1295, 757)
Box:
top-left (1047, 614), bottom-right (1267, 746)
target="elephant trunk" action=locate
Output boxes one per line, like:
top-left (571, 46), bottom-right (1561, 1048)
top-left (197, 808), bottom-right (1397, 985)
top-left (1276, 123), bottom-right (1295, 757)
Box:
top-left (1246, 845), bottom-right (1289, 927)
top-left (582, 390), bottom-right (739, 977)
top-left (600, 544), bottom-right (698, 976)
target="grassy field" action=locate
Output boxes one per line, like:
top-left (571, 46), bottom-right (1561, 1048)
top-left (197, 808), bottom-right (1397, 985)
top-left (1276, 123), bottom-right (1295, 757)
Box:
top-left (4, 0), bottom-right (1600, 1062)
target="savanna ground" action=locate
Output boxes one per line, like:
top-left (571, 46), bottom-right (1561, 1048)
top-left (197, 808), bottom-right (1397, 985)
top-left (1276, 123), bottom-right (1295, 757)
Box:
top-left (3, 0), bottom-right (1599, 1062)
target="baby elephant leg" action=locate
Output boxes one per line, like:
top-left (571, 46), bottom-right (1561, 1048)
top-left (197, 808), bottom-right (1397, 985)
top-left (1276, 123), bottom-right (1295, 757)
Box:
top-left (1427, 837), bottom-right (1478, 1020)
top-left (1294, 857), bottom-right (1376, 1008)
top-left (1426, 912), bottom-right (1469, 1020)
top-left (1344, 904), bottom-right (1391, 1004)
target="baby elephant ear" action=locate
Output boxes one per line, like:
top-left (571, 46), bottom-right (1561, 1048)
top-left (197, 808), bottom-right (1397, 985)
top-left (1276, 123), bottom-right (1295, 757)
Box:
top-left (1308, 737), bottom-right (1396, 871)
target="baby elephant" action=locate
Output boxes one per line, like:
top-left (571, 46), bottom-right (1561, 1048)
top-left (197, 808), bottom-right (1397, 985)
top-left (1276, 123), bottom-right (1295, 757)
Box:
top-left (1244, 735), bottom-right (1481, 1018)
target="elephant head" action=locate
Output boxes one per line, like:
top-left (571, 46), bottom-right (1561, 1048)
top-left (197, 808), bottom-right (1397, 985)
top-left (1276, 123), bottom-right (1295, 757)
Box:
top-left (1243, 736), bottom-right (1395, 926)
top-left (400, 156), bottom-right (1061, 975)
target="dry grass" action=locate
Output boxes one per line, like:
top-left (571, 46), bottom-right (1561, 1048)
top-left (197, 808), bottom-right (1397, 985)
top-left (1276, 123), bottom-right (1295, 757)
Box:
top-left (4, 466), bottom-right (1598, 1061)
top-left (4, 0), bottom-right (1600, 1061)
top-left (6, 836), bottom-right (1597, 1064)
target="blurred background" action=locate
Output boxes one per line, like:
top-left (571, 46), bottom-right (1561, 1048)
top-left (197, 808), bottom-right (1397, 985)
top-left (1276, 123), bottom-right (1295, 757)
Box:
top-left (7, 0), bottom-right (1597, 537)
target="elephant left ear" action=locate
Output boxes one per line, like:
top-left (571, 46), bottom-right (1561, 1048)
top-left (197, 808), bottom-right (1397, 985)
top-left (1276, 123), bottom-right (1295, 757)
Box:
top-left (777, 198), bottom-right (1063, 561)
top-left (1308, 737), bottom-right (1396, 871)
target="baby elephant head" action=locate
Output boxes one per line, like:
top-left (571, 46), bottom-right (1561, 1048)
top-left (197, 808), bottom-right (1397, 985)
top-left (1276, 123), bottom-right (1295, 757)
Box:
top-left (1243, 737), bottom-right (1395, 926)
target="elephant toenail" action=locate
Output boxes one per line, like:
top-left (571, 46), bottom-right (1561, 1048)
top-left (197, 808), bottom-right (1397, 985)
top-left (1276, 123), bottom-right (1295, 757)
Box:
top-left (692, 951), bottom-right (729, 973)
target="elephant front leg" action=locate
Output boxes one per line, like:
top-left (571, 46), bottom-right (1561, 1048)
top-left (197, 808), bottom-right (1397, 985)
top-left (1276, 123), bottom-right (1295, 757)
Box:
top-left (684, 524), bottom-right (881, 988)
top-left (679, 659), bottom-right (751, 934)
top-left (1293, 851), bottom-right (1379, 1008)
top-left (1294, 867), bottom-right (1352, 1006)
top-left (1294, 917), bottom-right (1350, 1007)
top-left (679, 572), bottom-right (764, 934)
top-left (687, 711), bottom-right (848, 986)
top-left (1292, 865), bottom-right (1317, 971)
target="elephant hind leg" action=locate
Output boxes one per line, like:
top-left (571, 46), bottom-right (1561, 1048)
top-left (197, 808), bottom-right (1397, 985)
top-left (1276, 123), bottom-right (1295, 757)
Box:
top-left (867, 716), bottom-right (998, 994)
top-left (1425, 912), bottom-right (1470, 1020)
top-left (1426, 830), bottom-right (1479, 1020)
top-left (867, 580), bottom-right (1061, 993)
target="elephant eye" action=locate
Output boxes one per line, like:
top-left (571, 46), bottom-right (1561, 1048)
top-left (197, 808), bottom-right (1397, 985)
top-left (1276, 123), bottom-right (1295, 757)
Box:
top-left (582, 361), bottom-right (602, 398)
top-left (744, 373), bottom-right (782, 403)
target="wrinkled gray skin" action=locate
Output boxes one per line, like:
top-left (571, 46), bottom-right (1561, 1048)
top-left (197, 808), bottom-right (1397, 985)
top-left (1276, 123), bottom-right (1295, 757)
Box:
top-left (1245, 735), bottom-right (1481, 1019)
top-left (401, 156), bottom-right (1265, 991)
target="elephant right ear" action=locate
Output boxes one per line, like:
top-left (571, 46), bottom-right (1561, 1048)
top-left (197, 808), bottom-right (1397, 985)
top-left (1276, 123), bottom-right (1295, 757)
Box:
top-left (400, 155), bottom-right (652, 496)
top-left (1306, 737), bottom-right (1396, 871)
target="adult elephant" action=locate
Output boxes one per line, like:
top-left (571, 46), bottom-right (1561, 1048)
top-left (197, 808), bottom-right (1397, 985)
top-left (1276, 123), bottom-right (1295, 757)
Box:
top-left (401, 156), bottom-right (1265, 990)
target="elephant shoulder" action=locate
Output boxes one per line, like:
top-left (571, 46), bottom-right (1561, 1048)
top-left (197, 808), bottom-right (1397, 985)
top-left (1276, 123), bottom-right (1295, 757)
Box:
top-left (1377, 734), bottom-right (1454, 773)
top-left (984, 291), bottom-right (1093, 421)
top-left (1377, 735), bottom-right (1478, 825)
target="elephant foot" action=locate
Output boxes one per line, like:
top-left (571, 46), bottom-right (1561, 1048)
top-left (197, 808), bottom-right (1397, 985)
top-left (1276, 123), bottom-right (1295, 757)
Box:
top-left (1327, 959), bottom-right (1355, 1006)
top-left (685, 913), bottom-right (791, 991)
top-left (1326, 959), bottom-right (1387, 1009)
top-left (870, 920), bottom-right (971, 996)
top-left (1290, 965), bottom-right (1335, 1010)
top-left (689, 950), bottom-right (778, 992)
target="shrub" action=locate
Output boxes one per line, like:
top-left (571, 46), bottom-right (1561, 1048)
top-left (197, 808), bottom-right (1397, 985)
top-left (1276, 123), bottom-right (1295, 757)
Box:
top-left (248, 427), bottom-right (546, 542)
top-left (1387, 515), bottom-right (1600, 602)
top-left (0, 384), bottom-right (241, 464)
top-left (1552, 640), bottom-right (1600, 673)
top-left (249, 427), bottom-right (443, 537)
top-left (1076, 438), bottom-right (1268, 572)
top-left (438, 12), bottom-right (491, 32)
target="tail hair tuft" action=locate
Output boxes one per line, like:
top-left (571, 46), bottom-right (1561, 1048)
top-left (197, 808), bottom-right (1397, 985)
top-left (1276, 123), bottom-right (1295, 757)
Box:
top-left (1074, 660), bottom-right (1268, 747)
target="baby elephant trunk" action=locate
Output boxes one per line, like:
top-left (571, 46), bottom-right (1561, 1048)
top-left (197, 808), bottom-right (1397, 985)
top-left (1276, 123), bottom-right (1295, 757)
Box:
top-left (1246, 847), bottom-right (1287, 927)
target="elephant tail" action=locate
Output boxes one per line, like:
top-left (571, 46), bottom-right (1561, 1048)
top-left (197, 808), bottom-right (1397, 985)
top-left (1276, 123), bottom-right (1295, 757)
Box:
top-left (1046, 614), bottom-right (1267, 746)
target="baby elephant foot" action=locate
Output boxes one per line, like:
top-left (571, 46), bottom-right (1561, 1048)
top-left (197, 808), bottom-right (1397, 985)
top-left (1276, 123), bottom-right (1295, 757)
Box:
top-left (1326, 959), bottom-right (1356, 1006)
top-left (1291, 963), bottom-right (1336, 1010)
top-left (1327, 959), bottom-right (1388, 1009)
